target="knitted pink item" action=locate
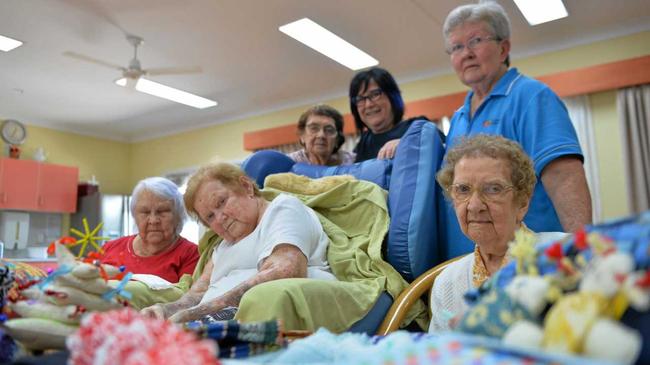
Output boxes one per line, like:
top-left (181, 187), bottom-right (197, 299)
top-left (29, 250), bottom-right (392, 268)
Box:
top-left (67, 308), bottom-right (218, 365)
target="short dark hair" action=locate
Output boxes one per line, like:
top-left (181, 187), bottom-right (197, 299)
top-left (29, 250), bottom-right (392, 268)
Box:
top-left (296, 104), bottom-right (345, 153)
top-left (349, 67), bottom-right (404, 134)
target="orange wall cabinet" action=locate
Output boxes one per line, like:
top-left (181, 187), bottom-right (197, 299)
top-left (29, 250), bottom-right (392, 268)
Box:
top-left (0, 158), bottom-right (79, 213)
top-left (37, 163), bottom-right (79, 212)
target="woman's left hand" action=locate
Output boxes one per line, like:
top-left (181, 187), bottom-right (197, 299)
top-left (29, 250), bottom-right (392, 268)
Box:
top-left (168, 304), bottom-right (214, 323)
top-left (377, 139), bottom-right (400, 160)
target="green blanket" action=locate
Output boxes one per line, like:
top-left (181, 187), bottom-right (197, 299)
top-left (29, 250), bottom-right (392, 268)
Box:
top-left (123, 173), bottom-right (427, 332)
top-left (235, 173), bottom-right (428, 332)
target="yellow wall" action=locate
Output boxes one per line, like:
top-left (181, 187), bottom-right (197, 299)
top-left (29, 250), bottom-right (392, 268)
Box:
top-left (129, 32), bottom-right (650, 223)
top-left (1, 126), bottom-right (132, 194)
top-left (399, 31), bottom-right (650, 102)
top-left (590, 91), bottom-right (630, 220)
top-left (129, 98), bottom-right (351, 186)
top-left (7, 31), bottom-right (649, 218)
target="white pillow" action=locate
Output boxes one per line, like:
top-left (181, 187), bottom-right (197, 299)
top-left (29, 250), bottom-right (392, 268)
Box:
top-left (3, 317), bottom-right (77, 350)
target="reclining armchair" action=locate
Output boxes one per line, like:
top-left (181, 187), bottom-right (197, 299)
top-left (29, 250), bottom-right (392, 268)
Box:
top-left (240, 120), bottom-right (446, 334)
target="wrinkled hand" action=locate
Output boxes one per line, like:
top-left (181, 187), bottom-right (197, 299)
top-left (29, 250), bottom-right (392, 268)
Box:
top-left (168, 308), bottom-right (193, 323)
top-left (141, 304), bottom-right (167, 320)
top-left (377, 139), bottom-right (400, 160)
top-left (168, 304), bottom-right (212, 323)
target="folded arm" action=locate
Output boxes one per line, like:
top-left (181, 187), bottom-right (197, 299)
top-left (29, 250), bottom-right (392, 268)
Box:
top-left (168, 244), bottom-right (308, 323)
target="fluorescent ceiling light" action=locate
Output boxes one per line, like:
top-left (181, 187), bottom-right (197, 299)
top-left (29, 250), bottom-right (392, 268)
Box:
top-left (115, 77), bottom-right (217, 109)
top-left (513, 0), bottom-right (568, 26)
top-left (0, 34), bottom-right (23, 52)
top-left (279, 18), bottom-right (378, 70)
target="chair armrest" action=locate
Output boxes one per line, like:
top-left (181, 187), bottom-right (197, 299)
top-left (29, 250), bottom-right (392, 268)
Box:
top-left (376, 256), bottom-right (463, 335)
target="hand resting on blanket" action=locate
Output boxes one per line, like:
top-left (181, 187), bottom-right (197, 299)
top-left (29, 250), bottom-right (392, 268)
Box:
top-left (142, 245), bottom-right (307, 322)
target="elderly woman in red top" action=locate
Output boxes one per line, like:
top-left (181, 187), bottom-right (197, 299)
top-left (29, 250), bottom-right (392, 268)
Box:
top-left (101, 177), bottom-right (199, 283)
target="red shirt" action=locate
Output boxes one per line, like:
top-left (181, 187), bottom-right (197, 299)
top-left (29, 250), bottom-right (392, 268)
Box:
top-left (101, 235), bottom-right (199, 283)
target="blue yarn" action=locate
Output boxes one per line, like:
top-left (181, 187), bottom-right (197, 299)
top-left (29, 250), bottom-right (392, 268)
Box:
top-left (0, 329), bottom-right (17, 363)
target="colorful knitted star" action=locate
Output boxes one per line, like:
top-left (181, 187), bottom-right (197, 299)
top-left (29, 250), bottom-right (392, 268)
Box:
top-left (68, 218), bottom-right (110, 258)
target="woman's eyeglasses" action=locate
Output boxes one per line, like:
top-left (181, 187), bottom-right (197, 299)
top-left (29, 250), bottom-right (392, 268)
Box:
top-left (448, 182), bottom-right (514, 203)
top-left (353, 88), bottom-right (384, 107)
top-left (446, 36), bottom-right (501, 56)
top-left (305, 124), bottom-right (338, 136)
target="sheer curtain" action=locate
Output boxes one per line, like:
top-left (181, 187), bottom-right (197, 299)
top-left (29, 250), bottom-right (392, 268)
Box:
top-left (617, 84), bottom-right (650, 214)
top-left (563, 95), bottom-right (602, 223)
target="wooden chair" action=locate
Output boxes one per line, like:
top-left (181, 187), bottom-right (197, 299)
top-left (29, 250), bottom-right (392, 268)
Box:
top-left (376, 256), bottom-right (464, 335)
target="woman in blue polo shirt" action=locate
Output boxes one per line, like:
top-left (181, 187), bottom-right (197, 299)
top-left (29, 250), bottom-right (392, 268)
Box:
top-left (440, 2), bottom-right (592, 257)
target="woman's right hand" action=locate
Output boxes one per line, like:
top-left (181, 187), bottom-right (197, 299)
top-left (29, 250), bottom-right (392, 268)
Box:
top-left (141, 304), bottom-right (168, 320)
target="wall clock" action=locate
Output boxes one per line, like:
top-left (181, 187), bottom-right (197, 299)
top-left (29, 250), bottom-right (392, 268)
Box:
top-left (1, 119), bottom-right (27, 145)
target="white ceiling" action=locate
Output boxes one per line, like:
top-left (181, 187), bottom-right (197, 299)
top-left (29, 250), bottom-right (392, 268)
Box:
top-left (1, 0), bottom-right (649, 142)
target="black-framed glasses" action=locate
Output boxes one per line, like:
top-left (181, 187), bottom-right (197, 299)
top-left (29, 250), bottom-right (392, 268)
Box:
top-left (305, 123), bottom-right (337, 136)
top-left (448, 182), bottom-right (514, 203)
top-left (353, 88), bottom-right (384, 107)
top-left (446, 36), bottom-right (501, 56)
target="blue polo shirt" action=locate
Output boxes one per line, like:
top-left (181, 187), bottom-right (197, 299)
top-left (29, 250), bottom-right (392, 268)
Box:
top-left (442, 68), bottom-right (583, 259)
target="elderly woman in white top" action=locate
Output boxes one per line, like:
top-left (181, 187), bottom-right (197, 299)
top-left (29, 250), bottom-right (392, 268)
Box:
top-left (429, 134), bottom-right (566, 332)
top-left (141, 162), bottom-right (335, 323)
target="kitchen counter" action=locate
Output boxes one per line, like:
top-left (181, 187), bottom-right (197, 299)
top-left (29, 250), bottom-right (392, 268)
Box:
top-left (1, 247), bottom-right (53, 261)
top-left (5, 257), bottom-right (57, 262)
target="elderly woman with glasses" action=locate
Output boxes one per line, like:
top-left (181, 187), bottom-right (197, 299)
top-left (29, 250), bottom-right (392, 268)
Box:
top-left (349, 67), bottom-right (427, 162)
top-left (429, 134), bottom-right (567, 332)
top-left (441, 2), bottom-right (591, 256)
top-left (287, 104), bottom-right (354, 166)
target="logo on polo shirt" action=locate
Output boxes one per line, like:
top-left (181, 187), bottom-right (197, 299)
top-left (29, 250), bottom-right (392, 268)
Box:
top-left (483, 120), bottom-right (492, 127)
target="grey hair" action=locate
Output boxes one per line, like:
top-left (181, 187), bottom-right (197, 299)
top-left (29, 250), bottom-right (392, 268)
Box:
top-left (443, 1), bottom-right (511, 66)
top-left (130, 176), bottom-right (187, 234)
top-left (443, 1), bottom-right (511, 41)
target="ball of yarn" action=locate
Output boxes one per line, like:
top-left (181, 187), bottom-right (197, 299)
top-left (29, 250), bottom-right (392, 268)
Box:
top-left (67, 308), bottom-right (218, 365)
top-left (0, 329), bottom-right (17, 363)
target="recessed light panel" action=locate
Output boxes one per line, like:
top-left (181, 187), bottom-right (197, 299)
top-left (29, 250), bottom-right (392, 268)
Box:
top-left (513, 0), bottom-right (568, 26)
top-left (279, 18), bottom-right (378, 70)
top-left (0, 34), bottom-right (23, 52)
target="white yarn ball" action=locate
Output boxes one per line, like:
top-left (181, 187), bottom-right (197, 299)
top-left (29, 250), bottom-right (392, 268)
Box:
top-left (584, 319), bottom-right (642, 365)
top-left (502, 321), bottom-right (544, 350)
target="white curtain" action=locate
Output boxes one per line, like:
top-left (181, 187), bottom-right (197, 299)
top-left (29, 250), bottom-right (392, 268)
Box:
top-left (563, 95), bottom-right (602, 223)
top-left (617, 84), bottom-right (650, 214)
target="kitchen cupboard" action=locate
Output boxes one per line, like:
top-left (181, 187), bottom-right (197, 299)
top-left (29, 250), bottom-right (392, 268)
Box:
top-left (0, 158), bottom-right (78, 213)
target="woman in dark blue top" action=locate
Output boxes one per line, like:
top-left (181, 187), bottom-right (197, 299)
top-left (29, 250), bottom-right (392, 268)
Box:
top-left (349, 67), bottom-right (423, 162)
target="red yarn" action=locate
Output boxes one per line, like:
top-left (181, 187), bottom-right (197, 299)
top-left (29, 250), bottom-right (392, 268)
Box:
top-left (67, 308), bottom-right (218, 365)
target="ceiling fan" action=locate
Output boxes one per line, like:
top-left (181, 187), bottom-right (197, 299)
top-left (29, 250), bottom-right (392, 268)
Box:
top-left (63, 35), bottom-right (217, 109)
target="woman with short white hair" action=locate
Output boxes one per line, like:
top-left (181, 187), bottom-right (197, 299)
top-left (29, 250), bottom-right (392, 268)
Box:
top-left (101, 177), bottom-right (199, 283)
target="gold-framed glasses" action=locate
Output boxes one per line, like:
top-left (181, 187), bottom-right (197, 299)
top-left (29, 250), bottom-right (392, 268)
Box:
top-left (353, 88), bottom-right (384, 107)
top-left (446, 36), bottom-right (501, 56)
top-left (305, 123), bottom-right (337, 136)
top-left (448, 182), bottom-right (514, 203)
